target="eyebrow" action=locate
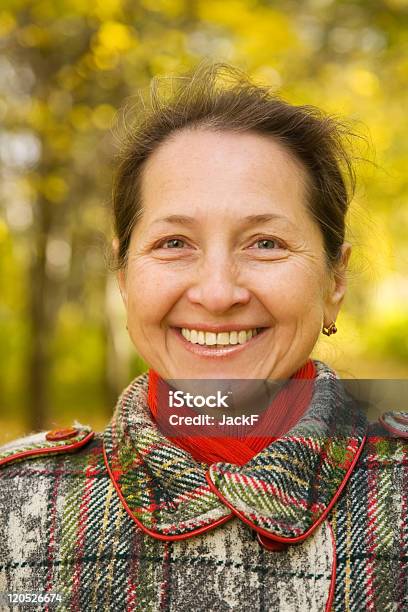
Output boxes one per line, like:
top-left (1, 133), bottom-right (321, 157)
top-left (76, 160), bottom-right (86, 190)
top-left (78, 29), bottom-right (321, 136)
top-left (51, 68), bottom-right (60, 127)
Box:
top-left (151, 213), bottom-right (295, 228)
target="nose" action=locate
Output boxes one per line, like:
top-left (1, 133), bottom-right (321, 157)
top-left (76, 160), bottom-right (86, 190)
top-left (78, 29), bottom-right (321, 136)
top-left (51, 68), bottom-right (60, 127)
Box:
top-left (185, 251), bottom-right (251, 314)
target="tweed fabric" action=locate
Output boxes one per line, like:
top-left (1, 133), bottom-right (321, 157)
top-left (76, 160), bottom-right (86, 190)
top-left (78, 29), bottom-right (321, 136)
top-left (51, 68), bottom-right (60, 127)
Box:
top-left (207, 364), bottom-right (367, 538)
top-left (1, 359), bottom-right (408, 610)
top-left (103, 374), bottom-right (233, 536)
top-left (0, 425), bottom-right (92, 465)
top-left (329, 431), bottom-right (408, 611)
top-left (104, 360), bottom-right (366, 540)
top-left (0, 434), bottom-right (334, 610)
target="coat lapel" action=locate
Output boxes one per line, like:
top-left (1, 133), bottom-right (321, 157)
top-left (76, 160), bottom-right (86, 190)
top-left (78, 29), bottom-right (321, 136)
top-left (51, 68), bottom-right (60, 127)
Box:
top-left (103, 374), bottom-right (233, 538)
top-left (103, 360), bottom-right (367, 541)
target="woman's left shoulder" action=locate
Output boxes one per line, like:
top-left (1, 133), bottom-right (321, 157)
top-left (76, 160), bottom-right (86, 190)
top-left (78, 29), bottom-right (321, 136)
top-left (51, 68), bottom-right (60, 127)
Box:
top-left (359, 410), bottom-right (408, 464)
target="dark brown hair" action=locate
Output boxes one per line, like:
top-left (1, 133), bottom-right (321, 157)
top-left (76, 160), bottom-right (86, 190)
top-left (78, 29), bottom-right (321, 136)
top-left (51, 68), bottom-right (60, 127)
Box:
top-left (111, 62), bottom-right (357, 271)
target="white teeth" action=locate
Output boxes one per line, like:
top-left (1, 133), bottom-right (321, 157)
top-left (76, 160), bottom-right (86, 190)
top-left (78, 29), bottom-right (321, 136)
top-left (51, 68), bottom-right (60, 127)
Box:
top-left (238, 330), bottom-right (247, 344)
top-left (180, 327), bottom-right (261, 347)
top-left (229, 331), bottom-right (238, 344)
top-left (205, 332), bottom-right (217, 345)
top-left (217, 332), bottom-right (230, 345)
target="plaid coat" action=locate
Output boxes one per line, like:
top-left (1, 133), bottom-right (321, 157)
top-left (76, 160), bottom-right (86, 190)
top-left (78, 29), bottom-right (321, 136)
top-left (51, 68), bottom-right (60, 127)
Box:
top-left (0, 359), bottom-right (407, 611)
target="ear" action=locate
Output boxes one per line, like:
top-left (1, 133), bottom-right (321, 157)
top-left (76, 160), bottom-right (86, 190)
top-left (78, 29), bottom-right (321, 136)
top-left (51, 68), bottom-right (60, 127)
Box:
top-left (323, 242), bottom-right (352, 326)
top-left (112, 238), bottom-right (128, 307)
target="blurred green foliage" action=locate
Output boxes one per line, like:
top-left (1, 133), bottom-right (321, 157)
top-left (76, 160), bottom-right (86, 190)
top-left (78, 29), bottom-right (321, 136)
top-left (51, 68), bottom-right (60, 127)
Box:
top-left (0, 0), bottom-right (407, 444)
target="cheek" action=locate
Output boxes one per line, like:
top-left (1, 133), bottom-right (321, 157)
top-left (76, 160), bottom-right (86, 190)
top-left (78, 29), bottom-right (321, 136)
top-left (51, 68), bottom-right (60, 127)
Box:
top-left (257, 264), bottom-right (326, 319)
top-left (125, 264), bottom-right (185, 324)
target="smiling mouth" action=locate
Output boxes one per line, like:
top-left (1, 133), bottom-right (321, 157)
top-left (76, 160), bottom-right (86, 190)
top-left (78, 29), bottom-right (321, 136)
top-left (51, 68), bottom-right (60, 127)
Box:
top-left (175, 327), bottom-right (268, 349)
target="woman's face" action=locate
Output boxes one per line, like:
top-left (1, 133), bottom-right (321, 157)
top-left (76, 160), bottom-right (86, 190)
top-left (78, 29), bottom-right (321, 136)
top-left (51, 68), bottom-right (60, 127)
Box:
top-left (117, 129), bottom-right (350, 380)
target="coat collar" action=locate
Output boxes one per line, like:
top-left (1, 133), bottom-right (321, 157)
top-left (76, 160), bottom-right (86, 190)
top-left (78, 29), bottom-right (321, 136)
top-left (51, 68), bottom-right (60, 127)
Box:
top-left (103, 360), bottom-right (367, 542)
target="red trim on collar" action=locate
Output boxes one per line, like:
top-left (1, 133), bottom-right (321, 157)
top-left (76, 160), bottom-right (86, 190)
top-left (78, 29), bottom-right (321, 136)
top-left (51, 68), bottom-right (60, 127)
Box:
top-left (204, 434), bottom-right (366, 544)
top-left (102, 441), bottom-right (234, 541)
top-left (0, 431), bottom-right (95, 467)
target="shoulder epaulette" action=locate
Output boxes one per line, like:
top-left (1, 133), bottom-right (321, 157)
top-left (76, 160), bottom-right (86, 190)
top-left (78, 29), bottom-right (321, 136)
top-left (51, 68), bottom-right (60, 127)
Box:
top-left (0, 424), bottom-right (95, 468)
top-left (378, 411), bottom-right (408, 438)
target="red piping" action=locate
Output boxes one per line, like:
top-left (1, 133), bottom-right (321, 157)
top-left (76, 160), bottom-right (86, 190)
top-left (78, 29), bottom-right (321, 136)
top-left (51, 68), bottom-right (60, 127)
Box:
top-left (0, 432), bottom-right (95, 467)
top-left (103, 433), bottom-right (366, 543)
top-left (378, 416), bottom-right (408, 438)
top-left (204, 434), bottom-right (367, 544)
top-left (102, 441), bottom-right (234, 541)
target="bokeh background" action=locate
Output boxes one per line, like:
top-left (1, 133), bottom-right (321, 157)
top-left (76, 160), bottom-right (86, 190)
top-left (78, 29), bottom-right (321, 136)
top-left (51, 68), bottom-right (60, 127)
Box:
top-left (0, 0), bottom-right (407, 444)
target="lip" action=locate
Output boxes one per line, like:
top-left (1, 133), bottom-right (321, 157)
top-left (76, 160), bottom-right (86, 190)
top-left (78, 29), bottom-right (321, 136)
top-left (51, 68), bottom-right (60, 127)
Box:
top-left (170, 326), bottom-right (269, 359)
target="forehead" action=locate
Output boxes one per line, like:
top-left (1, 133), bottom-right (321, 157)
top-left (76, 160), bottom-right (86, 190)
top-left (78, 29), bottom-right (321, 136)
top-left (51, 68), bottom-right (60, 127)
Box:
top-left (140, 128), bottom-right (311, 223)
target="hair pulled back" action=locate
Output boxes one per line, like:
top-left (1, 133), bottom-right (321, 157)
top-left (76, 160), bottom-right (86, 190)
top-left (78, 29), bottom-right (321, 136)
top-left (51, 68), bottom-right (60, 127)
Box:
top-left (112, 62), bottom-right (357, 272)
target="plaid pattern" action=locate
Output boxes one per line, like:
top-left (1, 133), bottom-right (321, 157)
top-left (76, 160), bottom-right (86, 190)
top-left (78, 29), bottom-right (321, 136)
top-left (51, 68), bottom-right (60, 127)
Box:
top-left (207, 365), bottom-right (367, 539)
top-left (0, 435), bottom-right (333, 610)
top-left (329, 432), bottom-right (408, 611)
top-left (0, 359), bottom-right (407, 610)
top-left (104, 361), bottom-right (367, 540)
top-left (103, 374), bottom-right (232, 536)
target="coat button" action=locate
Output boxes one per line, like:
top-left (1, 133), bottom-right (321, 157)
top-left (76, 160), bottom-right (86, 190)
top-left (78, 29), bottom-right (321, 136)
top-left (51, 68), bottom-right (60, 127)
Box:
top-left (46, 427), bottom-right (79, 441)
top-left (257, 532), bottom-right (289, 551)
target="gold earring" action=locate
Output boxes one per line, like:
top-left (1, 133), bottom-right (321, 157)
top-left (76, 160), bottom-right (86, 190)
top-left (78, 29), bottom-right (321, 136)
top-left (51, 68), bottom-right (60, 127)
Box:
top-left (322, 321), bottom-right (337, 336)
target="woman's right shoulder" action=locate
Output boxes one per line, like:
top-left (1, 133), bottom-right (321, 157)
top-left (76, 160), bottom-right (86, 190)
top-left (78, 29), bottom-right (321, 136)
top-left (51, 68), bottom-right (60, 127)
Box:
top-left (0, 425), bottom-right (106, 561)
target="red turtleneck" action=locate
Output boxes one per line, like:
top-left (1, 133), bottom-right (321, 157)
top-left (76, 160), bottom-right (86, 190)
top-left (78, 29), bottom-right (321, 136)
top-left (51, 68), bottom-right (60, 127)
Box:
top-left (147, 359), bottom-right (316, 466)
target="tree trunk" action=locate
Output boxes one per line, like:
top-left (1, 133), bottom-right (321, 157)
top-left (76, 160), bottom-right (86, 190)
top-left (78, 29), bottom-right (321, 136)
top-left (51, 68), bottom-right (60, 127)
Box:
top-left (27, 193), bottom-right (52, 432)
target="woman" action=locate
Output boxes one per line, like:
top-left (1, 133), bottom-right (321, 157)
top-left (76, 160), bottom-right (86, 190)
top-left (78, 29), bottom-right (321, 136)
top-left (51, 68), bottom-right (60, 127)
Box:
top-left (0, 63), bottom-right (407, 611)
